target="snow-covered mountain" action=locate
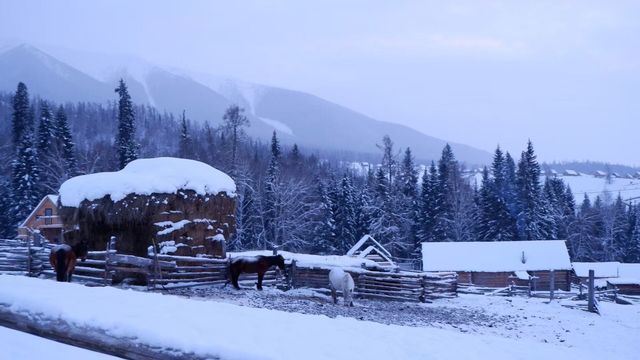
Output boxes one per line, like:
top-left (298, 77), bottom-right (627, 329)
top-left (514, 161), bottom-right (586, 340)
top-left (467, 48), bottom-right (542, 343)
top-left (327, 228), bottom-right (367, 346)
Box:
top-left (0, 44), bottom-right (491, 164)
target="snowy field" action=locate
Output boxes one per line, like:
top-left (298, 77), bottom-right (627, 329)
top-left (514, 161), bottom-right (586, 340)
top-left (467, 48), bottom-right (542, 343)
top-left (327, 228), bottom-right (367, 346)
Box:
top-left (0, 326), bottom-right (118, 359)
top-left (1, 276), bottom-right (639, 359)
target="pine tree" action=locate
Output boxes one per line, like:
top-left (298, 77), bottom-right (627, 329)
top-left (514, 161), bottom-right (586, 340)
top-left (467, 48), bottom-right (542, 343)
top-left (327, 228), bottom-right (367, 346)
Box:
top-left (397, 148), bottom-right (419, 255)
top-left (178, 110), bottom-right (193, 159)
top-left (11, 82), bottom-right (31, 149)
top-left (515, 140), bottom-right (551, 240)
top-left (53, 106), bottom-right (77, 178)
top-left (115, 79), bottom-right (138, 169)
top-left (36, 101), bottom-right (57, 195)
top-left (432, 144), bottom-right (456, 242)
top-left (311, 178), bottom-right (336, 253)
top-left (611, 194), bottom-right (629, 261)
top-left (0, 177), bottom-right (14, 237)
top-left (332, 174), bottom-right (357, 253)
top-left (36, 101), bottom-right (55, 155)
top-left (263, 131), bottom-right (281, 247)
top-left (417, 162), bottom-right (438, 245)
top-left (10, 83), bottom-right (40, 224)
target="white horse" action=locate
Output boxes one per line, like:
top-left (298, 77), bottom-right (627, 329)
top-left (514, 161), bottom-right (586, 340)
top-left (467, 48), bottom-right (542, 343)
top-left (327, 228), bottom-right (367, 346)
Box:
top-left (329, 268), bottom-right (355, 306)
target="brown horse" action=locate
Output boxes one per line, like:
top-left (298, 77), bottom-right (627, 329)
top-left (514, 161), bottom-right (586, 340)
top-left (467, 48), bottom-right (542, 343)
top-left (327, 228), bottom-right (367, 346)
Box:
top-left (228, 255), bottom-right (286, 290)
top-left (49, 241), bottom-right (88, 282)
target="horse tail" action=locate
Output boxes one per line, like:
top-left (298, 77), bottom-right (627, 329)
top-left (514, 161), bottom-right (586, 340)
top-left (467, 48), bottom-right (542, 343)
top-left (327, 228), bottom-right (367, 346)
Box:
top-left (55, 249), bottom-right (67, 282)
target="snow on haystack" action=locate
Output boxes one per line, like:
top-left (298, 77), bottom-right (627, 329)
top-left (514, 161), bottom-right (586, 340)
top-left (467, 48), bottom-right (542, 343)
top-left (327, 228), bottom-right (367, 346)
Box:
top-left (59, 157), bottom-right (236, 207)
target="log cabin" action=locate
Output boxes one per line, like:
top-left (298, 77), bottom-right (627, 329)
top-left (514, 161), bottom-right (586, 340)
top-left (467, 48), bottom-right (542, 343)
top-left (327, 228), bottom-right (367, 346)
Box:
top-left (422, 240), bottom-right (573, 291)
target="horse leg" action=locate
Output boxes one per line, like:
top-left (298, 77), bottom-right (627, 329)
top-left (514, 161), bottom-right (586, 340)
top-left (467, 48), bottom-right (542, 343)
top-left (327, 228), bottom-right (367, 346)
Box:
top-left (331, 288), bottom-right (337, 304)
top-left (66, 257), bottom-right (76, 283)
top-left (231, 269), bottom-right (241, 290)
top-left (257, 272), bottom-right (264, 290)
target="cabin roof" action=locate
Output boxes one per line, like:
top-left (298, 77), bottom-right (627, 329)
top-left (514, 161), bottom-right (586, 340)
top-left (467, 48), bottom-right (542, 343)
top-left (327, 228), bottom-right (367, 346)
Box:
top-left (422, 240), bottom-right (572, 272)
top-left (572, 262), bottom-right (620, 278)
top-left (19, 194), bottom-right (59, 228)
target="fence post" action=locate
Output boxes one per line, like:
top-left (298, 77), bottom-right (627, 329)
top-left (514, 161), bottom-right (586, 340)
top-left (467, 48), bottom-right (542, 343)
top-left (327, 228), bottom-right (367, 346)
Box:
top-left (549, 270), bottom-right (555, 301)
top-left (290, 259), bottom-right (297, 288)
top-left (104, 236), bottom-right (117, 286)
top-left (588, 269), bottom-right (595, 313)
top-left (26, 237), bottom-right (32, 277)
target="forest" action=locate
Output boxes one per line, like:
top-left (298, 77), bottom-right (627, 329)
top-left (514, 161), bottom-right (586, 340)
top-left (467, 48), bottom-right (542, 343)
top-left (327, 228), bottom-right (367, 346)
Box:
top-left (1, 81), bottom-right (638, 266)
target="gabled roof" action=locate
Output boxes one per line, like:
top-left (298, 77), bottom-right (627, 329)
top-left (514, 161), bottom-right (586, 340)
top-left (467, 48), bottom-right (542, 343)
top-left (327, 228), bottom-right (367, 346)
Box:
top-left (19, 194), bottom-right (59, 228)
top-left (422, 240), bottom-right (572, 272)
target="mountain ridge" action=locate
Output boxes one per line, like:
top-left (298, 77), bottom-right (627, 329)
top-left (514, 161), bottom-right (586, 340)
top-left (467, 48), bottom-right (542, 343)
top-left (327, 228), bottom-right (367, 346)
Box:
top-left (0, 44), bottom-right (491, 164)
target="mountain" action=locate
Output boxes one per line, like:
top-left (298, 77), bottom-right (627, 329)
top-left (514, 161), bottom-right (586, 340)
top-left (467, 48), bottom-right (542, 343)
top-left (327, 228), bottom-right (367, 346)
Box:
top-left (0, 44), bottom-right (112, 104)
top-left (0, 44), bottom-right (491, 164)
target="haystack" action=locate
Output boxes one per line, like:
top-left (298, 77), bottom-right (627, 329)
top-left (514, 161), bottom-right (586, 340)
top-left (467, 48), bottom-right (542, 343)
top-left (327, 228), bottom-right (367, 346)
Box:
top-left (58, 157), bottom-right (236, 257)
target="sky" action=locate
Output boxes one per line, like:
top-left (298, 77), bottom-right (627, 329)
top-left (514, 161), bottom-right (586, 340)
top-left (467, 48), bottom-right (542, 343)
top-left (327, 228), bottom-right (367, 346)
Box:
top-left (1, 0), bottom-right (639, 165)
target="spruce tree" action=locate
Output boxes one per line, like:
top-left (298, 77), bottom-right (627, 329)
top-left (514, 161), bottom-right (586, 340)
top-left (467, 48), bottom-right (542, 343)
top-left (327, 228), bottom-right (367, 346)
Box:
top-left (178, 110), bottom-right (193, 159)
top-left (36, 101), bottom-right (57, 195)
top-left (11, 82), bottom-right (31, 149)
top-left (432, 144), bottom-right (456, 242)
top-left (263, 131), bottom-right (281, 247)
top-left (36, 101), bottom-right (55, 155)
top-left (11, 83), bottom-right (41, 224)
top-left (417, 162), bottom-right (438, 245)
top-left (515, 140), bottom-right (550, 240)
top-left (332, 174), bottom-right (357, 253)
top-left (53, 106), bottom-right (77, 178)
top-left (115, 79), bottom-right (138, 169)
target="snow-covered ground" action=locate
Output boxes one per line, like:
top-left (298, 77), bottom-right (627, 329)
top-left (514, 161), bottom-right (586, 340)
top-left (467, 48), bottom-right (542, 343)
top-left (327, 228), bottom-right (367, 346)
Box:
top-left (1, 275), bottom-right (639, 360)
top-left (0, 326), bottom-right (118, 359)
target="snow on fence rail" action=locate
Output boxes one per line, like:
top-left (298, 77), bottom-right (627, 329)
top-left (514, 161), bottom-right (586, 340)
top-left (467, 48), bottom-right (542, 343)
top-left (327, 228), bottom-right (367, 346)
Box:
top-left (0, 239), bottom-right (456, 302)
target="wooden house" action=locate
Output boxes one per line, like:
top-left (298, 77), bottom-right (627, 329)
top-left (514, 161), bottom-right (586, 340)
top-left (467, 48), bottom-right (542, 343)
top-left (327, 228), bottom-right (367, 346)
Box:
top-left (17, 195), bottom-right (67, 243)
top-left (422, 240), bottom-right (573, 291)
top-left (58, 158), bottom-right (236, 258)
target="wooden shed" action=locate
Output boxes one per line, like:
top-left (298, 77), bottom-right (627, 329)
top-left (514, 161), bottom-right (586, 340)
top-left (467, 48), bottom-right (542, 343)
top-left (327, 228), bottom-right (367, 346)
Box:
top-left (58, 157), bottom-right (236, 258)
top-left (422, 240), bottom-right (573, 291)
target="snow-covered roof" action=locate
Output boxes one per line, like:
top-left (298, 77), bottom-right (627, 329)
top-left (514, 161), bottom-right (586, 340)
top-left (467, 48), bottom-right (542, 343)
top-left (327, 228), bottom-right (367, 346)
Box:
top-left (421, 240), bottom-right (572, 272)
top-left (618, 263), bottom-right (640, 279)
top-left (59, 157), bottom-right (236, 207)
top-left (572, 262), bottom-right (620, 278)
top-left (606, 278), bottom-right (640, 286)
top-left (563, 170), bottom-right (579, 176)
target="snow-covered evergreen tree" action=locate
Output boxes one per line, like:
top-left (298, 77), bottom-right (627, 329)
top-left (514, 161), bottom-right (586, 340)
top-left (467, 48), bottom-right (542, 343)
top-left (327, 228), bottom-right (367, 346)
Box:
top-left (53, 106), bottom-right (77, 178)
top-left (262, 131), bottom-right (281, 247)
top-left (11, 83), bottom-right (40, 224)
top-left (515, 140), bottom-right (551, 240)
top-left (115, 79), bottom-right (139, 169)
top-left (332, 174), bottom-right (357, 253)
top-left (178, 110), bottom-right (193, 159)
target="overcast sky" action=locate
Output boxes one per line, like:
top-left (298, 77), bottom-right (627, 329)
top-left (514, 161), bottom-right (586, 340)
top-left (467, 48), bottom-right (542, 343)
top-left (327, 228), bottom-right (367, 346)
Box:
top-left (1, 0), bottom-right (639, 165)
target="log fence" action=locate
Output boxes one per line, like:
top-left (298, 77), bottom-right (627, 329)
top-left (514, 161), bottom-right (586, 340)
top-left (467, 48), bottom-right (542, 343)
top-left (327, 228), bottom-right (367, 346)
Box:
top-left (0, 238), bottom-right (456, 302)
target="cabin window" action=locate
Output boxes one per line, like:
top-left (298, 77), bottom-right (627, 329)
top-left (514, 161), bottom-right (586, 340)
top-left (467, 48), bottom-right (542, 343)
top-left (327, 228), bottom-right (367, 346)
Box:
top-left (44, 208), bottom-right (52, 225)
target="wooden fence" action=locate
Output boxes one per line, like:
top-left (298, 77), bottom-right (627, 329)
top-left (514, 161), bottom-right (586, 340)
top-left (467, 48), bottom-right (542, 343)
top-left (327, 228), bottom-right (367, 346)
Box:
top-left (0, 238), bottom-right (456, 302)
top-left (290, 261), bottom-right (457, 302)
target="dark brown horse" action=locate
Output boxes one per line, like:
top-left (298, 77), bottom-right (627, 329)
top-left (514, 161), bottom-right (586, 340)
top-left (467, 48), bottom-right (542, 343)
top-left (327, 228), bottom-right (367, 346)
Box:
top-left (228, 255), bottom-right (286, 290)
top-left (49, 241), bottom-right (88, 282)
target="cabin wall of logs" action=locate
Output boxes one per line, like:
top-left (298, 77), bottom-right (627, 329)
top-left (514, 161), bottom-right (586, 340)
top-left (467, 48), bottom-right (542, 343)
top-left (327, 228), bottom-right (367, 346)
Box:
top-left (0, 238), bottom-right (456, 302)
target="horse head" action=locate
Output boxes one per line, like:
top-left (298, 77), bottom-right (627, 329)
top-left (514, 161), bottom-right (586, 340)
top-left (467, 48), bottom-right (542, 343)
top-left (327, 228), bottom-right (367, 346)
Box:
top-left (274, 255), bottom-right (288, 278)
